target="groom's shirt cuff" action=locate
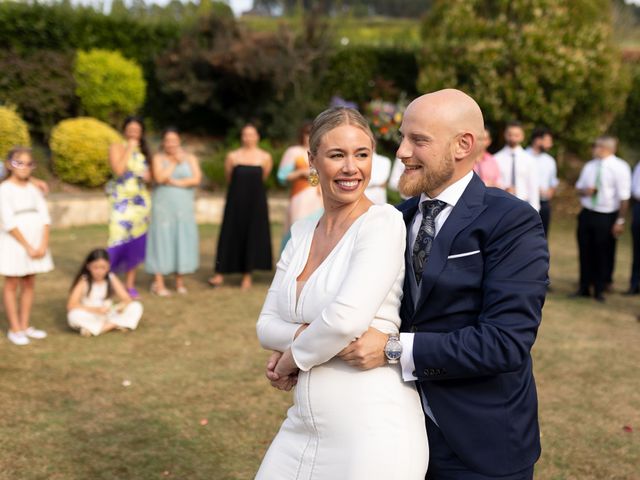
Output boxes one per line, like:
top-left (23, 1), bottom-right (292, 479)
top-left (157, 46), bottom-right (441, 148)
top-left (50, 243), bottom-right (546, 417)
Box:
top-left (399, 333), bottom-right (417, 381)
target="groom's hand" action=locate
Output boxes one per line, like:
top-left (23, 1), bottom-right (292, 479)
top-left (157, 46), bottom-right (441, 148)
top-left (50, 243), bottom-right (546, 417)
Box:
top-left (338, 327), bottom-right (388, 370)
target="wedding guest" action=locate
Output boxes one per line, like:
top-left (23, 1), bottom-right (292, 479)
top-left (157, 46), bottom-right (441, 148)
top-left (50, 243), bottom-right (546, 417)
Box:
top-left (494, 121), bottom-right (540, 210)
top-left (277, 123), bottom-right (323, 251)
top-left (473, 127), bottom-right (501, 188)
top-left (526, 128), bottom-right (558, 236)
top-left (67, 249), bottom-right (143, 336)
top-left (0, 150), bottom-right (50, 194)
top-left (0, 147), bottom-right (53, 346)
top-left (626, 160), bottom-right (640, 295)
top-left (107, 116), bottom-right (152, 299)
top-left (573, 136), bottom-right (631, 301)
top-left (145, 128), bottom-right (201, 296)
top-left (209, 124), bottom-right (273, 291)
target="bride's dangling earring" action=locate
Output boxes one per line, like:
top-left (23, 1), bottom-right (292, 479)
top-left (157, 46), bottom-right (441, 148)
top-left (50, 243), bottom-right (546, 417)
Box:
top-left (309, 167), bottom-right (320, 187)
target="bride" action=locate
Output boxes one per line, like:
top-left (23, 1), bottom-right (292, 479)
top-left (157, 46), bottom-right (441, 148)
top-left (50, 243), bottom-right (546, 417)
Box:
top-left (255, 107), bottom-right (428, 479)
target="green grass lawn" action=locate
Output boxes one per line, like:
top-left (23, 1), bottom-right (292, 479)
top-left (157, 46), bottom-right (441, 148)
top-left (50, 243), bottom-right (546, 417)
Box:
top-left (0, 218), bottom-right (638, 479)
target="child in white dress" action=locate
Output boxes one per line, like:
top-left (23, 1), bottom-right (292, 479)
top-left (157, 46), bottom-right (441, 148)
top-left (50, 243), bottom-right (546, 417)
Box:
top-left (67, 248), bottom-right (143, 336)
top-left (0, 147), bottom-right (54, 346)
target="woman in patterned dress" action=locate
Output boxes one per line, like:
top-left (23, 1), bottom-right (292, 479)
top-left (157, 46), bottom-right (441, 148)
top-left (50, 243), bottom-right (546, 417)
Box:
top-left (106, 116), bottom-right (152, 299)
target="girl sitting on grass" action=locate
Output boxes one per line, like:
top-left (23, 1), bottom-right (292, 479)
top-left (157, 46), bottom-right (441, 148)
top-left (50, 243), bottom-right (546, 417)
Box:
top-left (0, 147), bottom-right (53, 346)
top-left (67, 249), bottom-right (143, 337)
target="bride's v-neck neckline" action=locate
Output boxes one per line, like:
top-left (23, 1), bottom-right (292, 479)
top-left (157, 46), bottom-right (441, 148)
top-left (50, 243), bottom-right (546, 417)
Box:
top-left (293, 205), bottom-right (379, 315)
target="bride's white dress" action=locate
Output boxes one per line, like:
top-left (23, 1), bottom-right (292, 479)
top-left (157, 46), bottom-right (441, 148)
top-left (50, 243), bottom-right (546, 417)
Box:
top-left (256, 204), bottom-right (428, 480)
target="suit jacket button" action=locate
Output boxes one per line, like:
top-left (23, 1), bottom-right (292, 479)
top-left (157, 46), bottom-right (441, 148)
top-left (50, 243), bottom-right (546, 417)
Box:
top-left (412, 370), bottom-right (417, 377)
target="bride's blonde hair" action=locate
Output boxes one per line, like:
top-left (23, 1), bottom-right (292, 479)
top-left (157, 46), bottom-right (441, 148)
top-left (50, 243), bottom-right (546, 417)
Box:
top-left (309, 107), bottom-right (376, 157)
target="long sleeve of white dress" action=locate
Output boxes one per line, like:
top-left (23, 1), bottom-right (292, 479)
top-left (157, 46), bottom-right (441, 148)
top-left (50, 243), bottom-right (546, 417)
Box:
top-left (292, 207), bottom-right (406, 372)
top-left (256, 235), bottom-right (303, 352)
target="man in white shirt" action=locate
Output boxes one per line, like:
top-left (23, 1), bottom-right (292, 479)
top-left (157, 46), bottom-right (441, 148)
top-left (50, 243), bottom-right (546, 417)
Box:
top-left (625, 161), bottom-right (640, 295)
top-left (365, 152), bottom-right (392, 204)
top-left (574, 136), bottom-right (631, 301)
top-left (494, 121), bottom-right (540, 211)
top-left (526, 128), bottom-right (559, 236)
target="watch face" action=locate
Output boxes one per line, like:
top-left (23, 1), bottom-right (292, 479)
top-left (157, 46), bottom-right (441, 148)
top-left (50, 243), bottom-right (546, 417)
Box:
top-left (385, 340), bottom-right (402, 360)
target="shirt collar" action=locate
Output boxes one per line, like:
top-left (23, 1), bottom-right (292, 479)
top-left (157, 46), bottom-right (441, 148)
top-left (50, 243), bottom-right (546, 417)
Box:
top-left (525, 146), bottom-right (541, 157)
top-left (506, 145), bottom-right (524, 155)
top-left (419, 170), bottom-right (474, 208)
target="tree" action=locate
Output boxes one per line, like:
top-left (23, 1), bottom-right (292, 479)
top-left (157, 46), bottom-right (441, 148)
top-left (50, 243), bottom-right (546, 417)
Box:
top-left (251, 0), bottom-right (431, 18)
top-left (154, 13), bottom-right (332, 139)
top-left (418, 0), bottom-right (630, 157)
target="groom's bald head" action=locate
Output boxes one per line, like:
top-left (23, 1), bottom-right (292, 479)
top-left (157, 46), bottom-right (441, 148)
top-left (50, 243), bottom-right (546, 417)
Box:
top-left (397, 89), bottom-right (485, 198)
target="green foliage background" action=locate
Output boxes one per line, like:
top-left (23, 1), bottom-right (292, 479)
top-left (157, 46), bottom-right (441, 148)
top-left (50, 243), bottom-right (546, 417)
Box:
top-left (0, 0), bottom-right (638, 177)
top-left (0, 106), bottom-right (31, 160)
top-left (418, 0), bottom-right (630, 158)
top-left (50, 117), bottom-right (122, 187)
top-left (74, 49), bottom-right (147, 125)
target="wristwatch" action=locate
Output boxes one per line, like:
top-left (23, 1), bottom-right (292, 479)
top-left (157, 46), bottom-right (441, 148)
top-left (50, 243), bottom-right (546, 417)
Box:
top-left (384, 334), bottom-right (403, 364)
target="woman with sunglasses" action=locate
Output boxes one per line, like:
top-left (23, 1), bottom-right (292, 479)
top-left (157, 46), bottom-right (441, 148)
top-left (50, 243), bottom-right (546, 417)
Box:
top-left (0, 146), bottom-right (53, 346)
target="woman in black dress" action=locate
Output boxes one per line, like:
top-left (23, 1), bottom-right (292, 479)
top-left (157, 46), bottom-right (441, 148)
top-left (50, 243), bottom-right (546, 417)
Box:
top-left (209, 124), bottom-right (273, 290)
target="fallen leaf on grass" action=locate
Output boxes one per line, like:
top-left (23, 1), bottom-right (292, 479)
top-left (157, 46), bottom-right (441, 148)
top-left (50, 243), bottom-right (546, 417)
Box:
top-left (623, 425), bottom-right (633, 433)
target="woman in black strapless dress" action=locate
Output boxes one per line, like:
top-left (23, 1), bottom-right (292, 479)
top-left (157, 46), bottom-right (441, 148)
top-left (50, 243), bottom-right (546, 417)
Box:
top-left (210, 124), bottom-right (273, 290)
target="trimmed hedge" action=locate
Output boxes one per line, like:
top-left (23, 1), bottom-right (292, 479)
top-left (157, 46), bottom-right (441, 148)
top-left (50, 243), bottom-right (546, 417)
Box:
top-left (0, 106), bottom-right (30, 160)
top-left (50, 117), bottom-right (122, 187)
top-left (0, 2), bottom-right (180, 63)
top-left (75, 49), bottom-right (146, 124)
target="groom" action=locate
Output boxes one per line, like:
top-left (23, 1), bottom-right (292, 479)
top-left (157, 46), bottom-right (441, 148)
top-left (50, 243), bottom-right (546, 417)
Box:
top-left (338, 89), bottom-right (549, 479)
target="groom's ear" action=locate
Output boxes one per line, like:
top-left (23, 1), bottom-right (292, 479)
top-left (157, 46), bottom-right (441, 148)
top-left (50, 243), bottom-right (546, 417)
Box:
top-left (453, 132), bottom-right (476, 161)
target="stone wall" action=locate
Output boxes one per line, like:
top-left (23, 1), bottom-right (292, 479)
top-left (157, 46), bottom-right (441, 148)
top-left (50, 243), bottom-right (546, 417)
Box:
top-left (47, 192), bottom-right (288, 229)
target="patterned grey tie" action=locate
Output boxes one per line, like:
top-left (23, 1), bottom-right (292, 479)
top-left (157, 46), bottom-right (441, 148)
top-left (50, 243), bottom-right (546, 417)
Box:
top-left (412, 199), bottom-right (448, 284)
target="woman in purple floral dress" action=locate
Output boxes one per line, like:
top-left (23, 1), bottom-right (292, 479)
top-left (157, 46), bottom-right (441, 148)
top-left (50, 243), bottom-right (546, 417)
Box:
top-left (106, 117), bottom-right (152, 298)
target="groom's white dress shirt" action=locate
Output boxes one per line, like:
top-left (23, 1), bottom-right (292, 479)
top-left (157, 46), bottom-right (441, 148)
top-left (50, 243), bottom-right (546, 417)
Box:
top-left (400, 170), bottom-right (474, 424)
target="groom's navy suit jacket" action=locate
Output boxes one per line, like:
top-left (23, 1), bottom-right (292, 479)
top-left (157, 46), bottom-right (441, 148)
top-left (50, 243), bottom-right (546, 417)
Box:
top-left (398, 174), bottom-right (549, 476)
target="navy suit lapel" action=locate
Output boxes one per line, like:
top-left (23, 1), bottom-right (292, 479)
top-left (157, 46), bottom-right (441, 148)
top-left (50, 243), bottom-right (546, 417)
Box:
top-left (415, 175), bottom-right (488, 314)
top-left (398, 197), bottom-right (420, 318)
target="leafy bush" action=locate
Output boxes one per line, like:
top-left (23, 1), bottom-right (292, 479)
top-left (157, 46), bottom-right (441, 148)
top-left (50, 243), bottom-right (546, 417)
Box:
top-left (612, 60), bottom-right (640, 153)
top-left (0, 50), bottom-right (76, 137)
top-left (418, 0), bottom-right (630, 156)
top-left (50, 117), bottom-right (121, 187)
top-left (320, 46), bottom-right (418, 106)
top-left (74, 49), bottom-right (146, 125)
top-left (0, 106), bottom-right (30, 160)
top-left (155, 14), bottom-right (332, 141)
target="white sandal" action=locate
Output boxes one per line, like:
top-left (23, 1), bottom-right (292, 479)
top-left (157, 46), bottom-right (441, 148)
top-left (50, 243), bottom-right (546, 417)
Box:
top-left (150, 283), bottom-right (171, 297)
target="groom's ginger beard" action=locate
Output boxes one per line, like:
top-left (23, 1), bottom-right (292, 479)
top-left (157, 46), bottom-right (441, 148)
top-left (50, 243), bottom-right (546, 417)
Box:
top-left (398, 149), bottom-right (455, 198)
